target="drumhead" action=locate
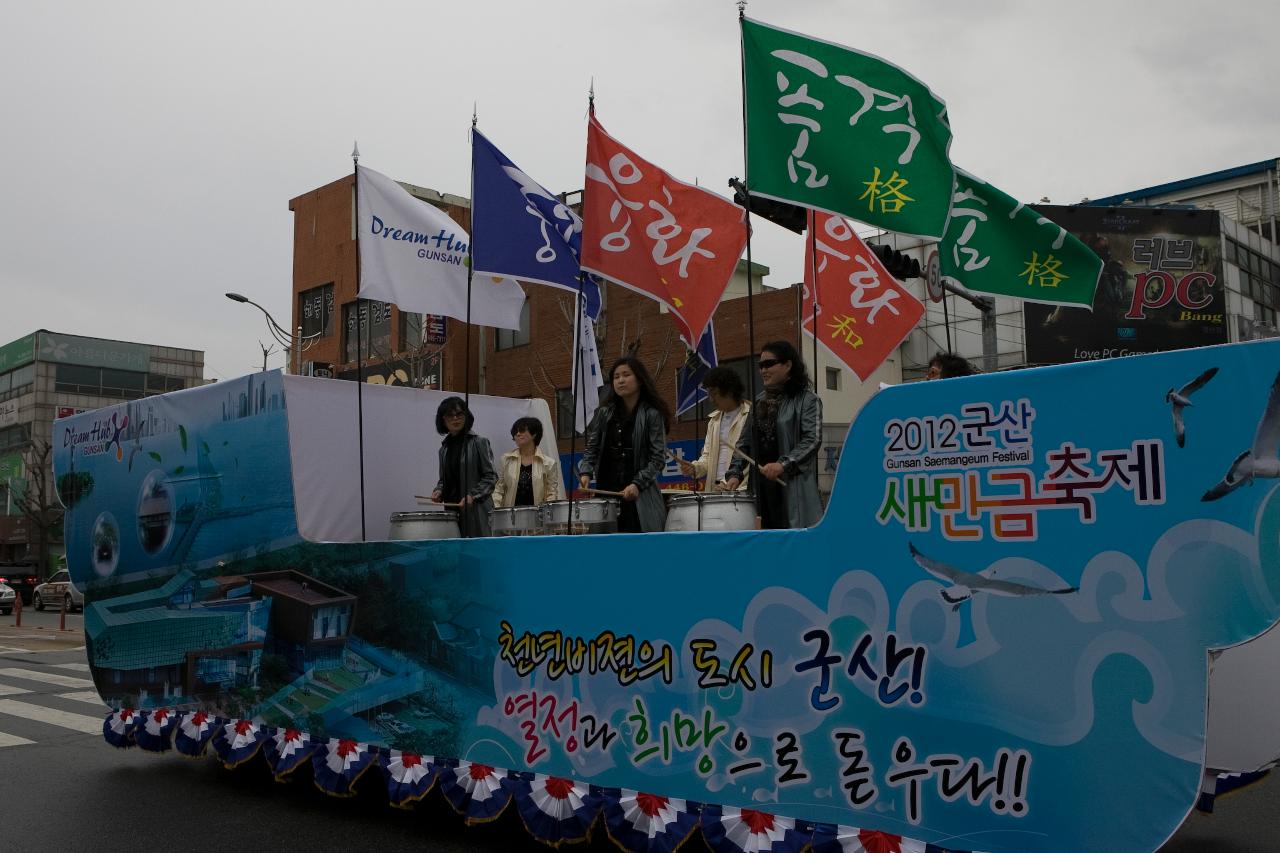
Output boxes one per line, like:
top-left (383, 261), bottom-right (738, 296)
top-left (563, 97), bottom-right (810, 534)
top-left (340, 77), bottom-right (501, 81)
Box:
top-left (391, 510), bottom-right (459, 522)
top-left (668, 493), bottom-right (752, 506)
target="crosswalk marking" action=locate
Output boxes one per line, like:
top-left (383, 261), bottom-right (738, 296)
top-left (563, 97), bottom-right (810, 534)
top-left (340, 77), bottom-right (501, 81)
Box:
top-left (0, 732), bottom-right (36, 748)
top-left (0, 684), bottom-right (31, 697)
top-left (0, 699), bottom-right (104, 735)
top-left (0, 667), bottom-right (95, 689)
top-left (57, 690), bottom-right (105, 706)
top-left (51, 662), bottom-right (91, 672)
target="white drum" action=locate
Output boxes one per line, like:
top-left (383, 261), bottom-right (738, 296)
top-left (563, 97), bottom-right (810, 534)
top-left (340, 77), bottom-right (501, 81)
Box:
top-left (389, 510), bottom-right (461, 541)
top-left (664, 492), bottom-right (756, 532)
top-left (490, 505), bottom-right (542, 536)
top-left (540, 499), bottom-right (620, 535)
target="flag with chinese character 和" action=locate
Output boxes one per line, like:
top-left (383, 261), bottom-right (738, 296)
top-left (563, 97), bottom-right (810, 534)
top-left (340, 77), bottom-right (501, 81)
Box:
top-left (581, 114), bottom-right (747, 347)
top-left (471, 129), bottom-right (602, 320)
top-left (741, 17), bottom-right (955, 239)
top-left (941, 170), bottom-right (1102, 308)
top-left (802, 211), bottom-right (924, 381)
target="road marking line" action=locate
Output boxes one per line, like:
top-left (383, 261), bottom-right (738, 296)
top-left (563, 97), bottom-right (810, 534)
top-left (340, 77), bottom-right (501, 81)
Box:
top-left (0, 731), bottom-right (35, 748)
top-left (52, 663), bottom-right (91, 672)
top-left (0, 699), bottom-right (104, 734)
top-left (0, 684), bottom-right (31, 697)
top-left (0, 668), bottom-right (95, 688)
top-left (57, 691), bottom-right (105, 706)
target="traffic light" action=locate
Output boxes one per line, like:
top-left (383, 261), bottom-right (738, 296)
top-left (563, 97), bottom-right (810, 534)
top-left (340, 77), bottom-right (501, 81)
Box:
top-left (728, 178), bottom-right (808, 234)
top-left (869, 243), bottom-right (922, 280)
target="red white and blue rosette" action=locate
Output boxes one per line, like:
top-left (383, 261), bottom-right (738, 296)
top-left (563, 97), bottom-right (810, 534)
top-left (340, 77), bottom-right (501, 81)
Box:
top-left (312, 738), bottom-right (376, 797)
top-left (134, 708), bottom-right (178, 752)
top-left (438, 760), bottom-right (516, 824)
top-left (384, 750), bottom-right (438, 809)
top-left (211, 718), bottom-right (267, 769)
top-left (603, 788), bottom-right (702, 853)
top-left (809, 824), bottom-right (962, 853)
top-left (174, 710), bottom-right (218, 758)
top-left (701, 804), bottom-right (809, 853)
top-left (264, 727), bottom-right (316, 781)
top-left (513, 773), bottom-right (601, 844)
top-left (103, 707), bottom-right (140, 749)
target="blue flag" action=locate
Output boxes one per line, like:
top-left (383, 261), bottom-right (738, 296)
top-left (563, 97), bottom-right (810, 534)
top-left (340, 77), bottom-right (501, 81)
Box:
top-left (675, 323), bottom-right (717, 416)
top-left (471, 129), bottom-right (601, 320)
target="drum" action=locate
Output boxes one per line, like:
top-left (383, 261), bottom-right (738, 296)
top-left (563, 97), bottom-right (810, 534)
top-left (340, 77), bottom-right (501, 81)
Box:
top-left (490, 505), bottom-right (543, 536)
top-left (664, 492), bottom-right (756, 532)
top-left (540, 499), bottom-right (620, 535)
top-left (388, 510), bottom-right (461, 541)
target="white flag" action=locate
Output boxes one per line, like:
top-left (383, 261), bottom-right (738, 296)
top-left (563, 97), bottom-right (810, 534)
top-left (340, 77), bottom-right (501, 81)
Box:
top-left (356, 165), bottom-right (526, 330)
top-left (572, 303), bottom-right (604, 433)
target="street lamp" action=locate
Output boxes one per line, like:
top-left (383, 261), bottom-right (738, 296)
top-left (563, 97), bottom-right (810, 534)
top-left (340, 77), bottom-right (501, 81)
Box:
top-left (225, 292), bottom-right (322, 375)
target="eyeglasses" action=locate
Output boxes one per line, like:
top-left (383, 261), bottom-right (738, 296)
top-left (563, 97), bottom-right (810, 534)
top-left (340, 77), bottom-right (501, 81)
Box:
top-left (758, 358), bottom-right (781, 369)
top-left (444, 411), bottom-right (466, 420)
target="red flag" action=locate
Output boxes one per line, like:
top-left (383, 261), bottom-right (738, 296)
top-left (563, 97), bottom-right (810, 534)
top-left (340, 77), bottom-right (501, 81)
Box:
top-left (802, 211), bottom-right (924, 381)
top-left (582, 114), bottom-right (747, 347)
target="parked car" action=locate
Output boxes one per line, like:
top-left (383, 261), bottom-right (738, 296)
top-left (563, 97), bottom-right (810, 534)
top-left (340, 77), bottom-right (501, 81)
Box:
top-left (0, 563), bottom-right (39, 606)
top-left (0, 581), bottom-right (14, 616)
top-left (32, 570), bottom-right (84, 612)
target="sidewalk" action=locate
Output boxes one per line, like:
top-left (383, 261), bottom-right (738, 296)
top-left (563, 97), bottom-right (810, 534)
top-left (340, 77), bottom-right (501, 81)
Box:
top-left (0, 623), bottom-right (85, 652)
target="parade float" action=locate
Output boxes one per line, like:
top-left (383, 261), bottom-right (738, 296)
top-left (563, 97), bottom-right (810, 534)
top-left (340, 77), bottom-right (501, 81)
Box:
top-left (55, 334), bottom-right (1280, 853)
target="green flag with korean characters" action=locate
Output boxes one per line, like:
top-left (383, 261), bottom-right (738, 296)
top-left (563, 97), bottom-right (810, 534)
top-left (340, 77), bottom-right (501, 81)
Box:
top-left (941, 170), bottom-right (1102, 307)
top-left (741, 17), bottom-right (955, 239)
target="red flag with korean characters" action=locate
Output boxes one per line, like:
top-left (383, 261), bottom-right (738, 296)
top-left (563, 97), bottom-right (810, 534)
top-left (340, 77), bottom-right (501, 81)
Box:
top-left (802, 211), bottom-right (924, 381)
top-left (582, 114), bottom-right (748, 347)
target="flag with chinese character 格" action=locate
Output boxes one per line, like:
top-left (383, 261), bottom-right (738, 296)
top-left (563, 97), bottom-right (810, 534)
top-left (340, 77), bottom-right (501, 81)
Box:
top-left (940, 169), bottom-right (1102, 308)
top-left (471, 129), bottom-right (602, 320)
top-left (581, 114), bottom-right (747, 347)
top-left (741, 17), bottom-right (955, 239)
top-left (802, 211), bottom-right (924, 381)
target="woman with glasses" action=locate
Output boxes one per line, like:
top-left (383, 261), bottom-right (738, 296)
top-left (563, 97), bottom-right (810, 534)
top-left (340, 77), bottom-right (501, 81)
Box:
top-left (492, 416), bottom-right (562, 508)
top-left (578, 356), bottom-right (670, 533)
top-left (430, 397), bottom-right (497, 537)
top-left (724, 340), bottom-right (823, 529)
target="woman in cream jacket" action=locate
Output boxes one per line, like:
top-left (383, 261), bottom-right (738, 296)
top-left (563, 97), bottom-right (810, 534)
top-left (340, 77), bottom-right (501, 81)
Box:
top-left (492, 416), bottom-right (563, 507)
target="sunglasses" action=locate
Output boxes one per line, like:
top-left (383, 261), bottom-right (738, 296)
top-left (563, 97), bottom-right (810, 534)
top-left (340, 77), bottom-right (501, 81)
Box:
top-left (758, 358), bottom-right (782, 369)
top-left (444, 411), bottom-right (467, 420)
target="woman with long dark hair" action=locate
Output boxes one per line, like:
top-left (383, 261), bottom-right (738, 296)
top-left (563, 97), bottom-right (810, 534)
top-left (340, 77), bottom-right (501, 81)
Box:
top-left (430, 396), bottom-right (497, 537)
top-left (724, 340), bottom-right (823, 529)
top-left (578, 356), bottom-right (670, 533)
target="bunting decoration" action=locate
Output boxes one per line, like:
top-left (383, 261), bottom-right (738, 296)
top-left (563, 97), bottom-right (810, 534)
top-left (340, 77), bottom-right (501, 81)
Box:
top-left (385, 750), bottom-right (438, 809)
top-left (514, 773), bottom-right (601, 845)
top-left (312, 738), bottom-right (377, 797)
top-left (701, 804), bottom-right (809, 853)
top-left (939, 169), bottom-right (1102, 308)
top-left (135, 708), bottom-right (177, 753)
top-left (438, 760), bottom-right (516, 824)
top-left (103, 707), bottom-right (140, 749)
top-left (603, 789), bottom-right (702, 853)
top-left (802, 211), bottom-right (924, 381)
top-left (212, 718), bottom-right (267, 769)
top-left (173, 710), bottom-right (217, 758)
top-left (582, 113), bottom-right (747, 347)
top-left (264, 727), bottom-right (316, 781)
top-left (741, 17), bottom-right (955, 239)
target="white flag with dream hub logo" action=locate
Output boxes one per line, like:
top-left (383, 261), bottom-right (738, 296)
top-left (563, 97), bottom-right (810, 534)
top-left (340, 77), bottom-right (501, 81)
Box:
top-left (572, 303), bottom-right (604, 433)
top-left (356, 165), bottom-right (525, 330)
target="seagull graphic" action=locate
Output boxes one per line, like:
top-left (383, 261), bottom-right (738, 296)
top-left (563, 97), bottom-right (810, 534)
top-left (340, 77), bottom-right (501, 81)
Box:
top-left (908, 543), bottom-right (1078, 611)
top-left (1165, 366), bottom-right (1218, 448)
top-left (1202, 370), bottom-right (1280, 501)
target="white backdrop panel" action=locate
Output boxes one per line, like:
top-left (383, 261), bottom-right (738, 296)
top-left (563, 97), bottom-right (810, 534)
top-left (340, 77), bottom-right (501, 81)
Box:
top-left (283, 375), bottom-right (563, 542)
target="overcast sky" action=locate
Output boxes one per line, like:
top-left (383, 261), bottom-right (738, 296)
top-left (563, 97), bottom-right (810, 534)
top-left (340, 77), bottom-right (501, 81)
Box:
top-left (3, 0), bottom-right (1276, 380)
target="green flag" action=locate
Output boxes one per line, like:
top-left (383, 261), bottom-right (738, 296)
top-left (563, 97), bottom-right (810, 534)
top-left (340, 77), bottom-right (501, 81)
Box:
top-left (741, 17), bottom-right (955, 238)
top-left (940, 171), bottom-right (1103, 308)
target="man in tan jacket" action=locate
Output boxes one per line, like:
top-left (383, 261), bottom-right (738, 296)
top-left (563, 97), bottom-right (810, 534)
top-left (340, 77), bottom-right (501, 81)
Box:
top-left (679, 367), bottom-right (751, 492)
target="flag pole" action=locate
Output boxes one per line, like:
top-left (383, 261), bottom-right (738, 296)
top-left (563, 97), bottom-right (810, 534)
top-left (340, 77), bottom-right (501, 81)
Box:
top-left (567, 86), bottom-right (597, 532)
top-left (460, 108), bottom-right (478, 536)
top-left (808, 212), bottom-right (819, 396)
top-left (737, 1), bottom-right (758, 505)
top-left (352, 143), bottom-right (368, 542)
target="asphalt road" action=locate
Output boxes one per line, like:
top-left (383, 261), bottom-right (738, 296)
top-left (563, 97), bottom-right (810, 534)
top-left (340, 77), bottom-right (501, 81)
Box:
top-left (0, 627), bottom-right (1275, 852)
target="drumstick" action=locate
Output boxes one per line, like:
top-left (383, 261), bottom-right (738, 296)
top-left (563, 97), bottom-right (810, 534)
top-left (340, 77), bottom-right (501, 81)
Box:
top-left (584, 487), bottom-right (628, 498)
top-left (415, 495), bottom-right (464, 508)
top-left (729, 445), bottom-right (788, 487)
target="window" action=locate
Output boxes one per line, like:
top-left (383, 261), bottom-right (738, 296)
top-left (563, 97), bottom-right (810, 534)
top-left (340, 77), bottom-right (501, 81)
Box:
top-left (0, 424), bottom-right (28, 451)
top-left (343, 300), bottom-right (392, 363)
top-left (677, 356), bottom-right (754, 423)
top-left (146, 374), bottom-right (186, 394)
top-left (826, 366), bottom-right (841, 391)
top-left (555, 387), bottom-right (585, 439)
top-left (0, 364), bottom-right (35, 399)
top-left (299, 283), bottom-right (335, 338)
top-left (496, 301), bottom-right (531, 350)
top-left (399, 312), bottom-right (424, 352)
top-left (54, 364), bottom-right (147, 399)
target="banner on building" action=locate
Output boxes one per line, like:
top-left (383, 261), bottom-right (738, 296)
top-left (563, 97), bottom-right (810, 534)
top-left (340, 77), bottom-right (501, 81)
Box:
top-left (741, 17), bottom-right (955, 238)
top-left (356, 165), bottom-right (526, 331)
top-left (581, 114), bottom-right (747, 347)
top-left (1023, 207), bottom-right (1226, 365)
top-left (0, 334), bottom-right (36, 373)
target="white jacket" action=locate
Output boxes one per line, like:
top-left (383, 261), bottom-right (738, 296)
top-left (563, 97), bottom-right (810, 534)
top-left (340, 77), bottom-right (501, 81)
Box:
top-left (492, 449), bottom-right (563, 507)
top-left (690, 402), bottom-right (751, 491)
